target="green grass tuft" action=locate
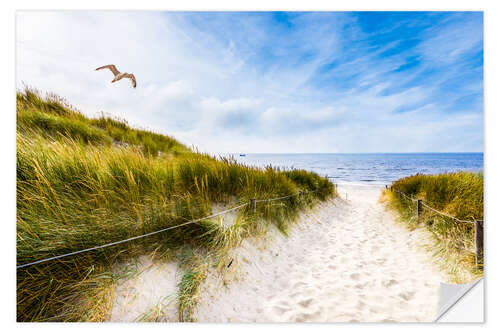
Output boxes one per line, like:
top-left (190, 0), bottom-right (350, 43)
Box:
top-left (16, 88), bottom-right (336, 321)
top-left (383, 172), bottom-right (483, 282)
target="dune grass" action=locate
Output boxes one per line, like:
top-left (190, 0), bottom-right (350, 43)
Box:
top-left (382, 172), bottom-right (483, 282)
top-left (16, 88), bottom-right (336, 322)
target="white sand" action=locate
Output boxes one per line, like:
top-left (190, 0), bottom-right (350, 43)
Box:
top-left (109, 184), bottom-right (446, 322)
top-left (110, 255), bottom-right (180, 322)
top-left (194, 184), bottom-right (446, 322)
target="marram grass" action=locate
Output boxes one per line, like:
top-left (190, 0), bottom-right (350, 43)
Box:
top-left (382, 172), bottom-right (483, 283)
top-left (16, 88), bottom-right (336, 321)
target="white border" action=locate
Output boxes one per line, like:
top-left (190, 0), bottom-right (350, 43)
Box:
top-left (2, 1), bottom-right (498, 332)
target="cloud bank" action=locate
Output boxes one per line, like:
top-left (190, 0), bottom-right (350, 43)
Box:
top-left (16, 11), bottom-right (483, 153)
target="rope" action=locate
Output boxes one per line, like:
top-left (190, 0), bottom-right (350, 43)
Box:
top-left (392, 189), bottom-right (417, 202)
top-left (255, 193), bottom-right (298, 203)
top-left (17, 203), bottom-right (248, 269)
top-left (254, 189), bottom-right (318, 203)
top-left (420, 202), bottom-right (476, 225)
top-left (17, 189), bottom-right (322, 269)
top-left (391, 188), bottom-right (479, 224)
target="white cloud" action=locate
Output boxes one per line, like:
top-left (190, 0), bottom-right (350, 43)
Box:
top-left (16, 12), bottom-right (483, 153)
top-left (417, 13), bottom-right (483, 65)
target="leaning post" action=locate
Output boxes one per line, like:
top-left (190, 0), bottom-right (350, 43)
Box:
top-left (417, 199), bottom-right (422, 221)
top-left (475, 219), bottom-right (484, 268)
top-left (250, 198), bottom-right (256, 214)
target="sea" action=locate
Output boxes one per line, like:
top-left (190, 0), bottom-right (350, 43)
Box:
top-left (228, 153), bottom-right (483, 186)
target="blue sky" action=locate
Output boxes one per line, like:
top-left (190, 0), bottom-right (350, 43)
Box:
top-left (16, 11), bottom-right (483, 153)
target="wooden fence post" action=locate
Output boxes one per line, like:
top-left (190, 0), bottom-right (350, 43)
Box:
top-left (250, 198), bottom-right (256, 214)
top-left (417, 199), bottom-right (422, 220)
top-left (475, 219), bottom-right (484, 268)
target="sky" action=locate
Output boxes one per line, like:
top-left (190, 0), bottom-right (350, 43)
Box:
top-left (16, 11), bottom-right (483, 153)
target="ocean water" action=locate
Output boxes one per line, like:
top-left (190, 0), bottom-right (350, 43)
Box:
top-left (228, 153), bottom-right (483, 185)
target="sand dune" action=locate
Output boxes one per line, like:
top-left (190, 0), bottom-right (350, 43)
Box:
top-left (194, 184), bottom-right (446, 322)
top-left (110, 255), bottom-right (180, 322)
top-left (109, 185), bottom-right (446, 322)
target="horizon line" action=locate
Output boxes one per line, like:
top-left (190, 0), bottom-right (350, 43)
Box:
top-left (217, 152), bottom-right (484, 155)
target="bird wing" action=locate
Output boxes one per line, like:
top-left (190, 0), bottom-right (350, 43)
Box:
top-left (124, 73), bottom-right (137, 88)
top-left (95, 64), bottom-right (120, 76)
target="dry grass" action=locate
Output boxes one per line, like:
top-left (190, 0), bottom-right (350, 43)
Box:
top-left (382, 172), bottom-right (483, 283)
top-left (16, 88), bottom-right (336, 321)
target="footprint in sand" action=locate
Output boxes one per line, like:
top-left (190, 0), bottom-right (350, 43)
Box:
top-left (193, 186), bottom-right (443, 323)
top-left (350, 273), bottom-right (361, 281)
top-left (295, 309), bottom-right (322, 322)
top-left (382, 279), bottom-right (398, 288)
top-left (298, 298), bottom-right (314, 308)
top-left (292, 281), bottom-right (308, 289)
top-left (381, 318), bottom-right (398, 323)
top-left (398, 291), bottom-right (416, 301)
top-left (354, 282), bottom-right (368, 289)
top-left (356, 301), bottom-right (367, 310)
top-left (272, 305), bottom-right (291, 316)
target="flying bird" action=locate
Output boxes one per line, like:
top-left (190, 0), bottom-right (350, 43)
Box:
top-left (95, 64), bottom-right (137, 88)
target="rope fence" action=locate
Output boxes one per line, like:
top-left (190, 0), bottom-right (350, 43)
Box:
top-left (254, 193), bottom-right (303, 203)
top-left (17, 189), bottom-right (318, 270)
top-left (389, 187), bottom-right (478, 225)
top-left (387, 185), bottom-right (483, 267)
top-left (420, 202), bottom-right (476, 225)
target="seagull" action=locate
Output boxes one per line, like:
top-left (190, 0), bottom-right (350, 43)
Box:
top-left (95, 64), bottom-right (137, 88)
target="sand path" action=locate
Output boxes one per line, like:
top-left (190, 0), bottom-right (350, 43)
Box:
top-left (194, 184), bottom-right (446, 322)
